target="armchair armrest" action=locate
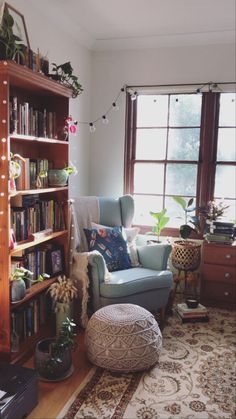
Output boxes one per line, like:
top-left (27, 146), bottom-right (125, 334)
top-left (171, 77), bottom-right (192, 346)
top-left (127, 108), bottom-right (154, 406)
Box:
top-left (137, 243), bottom-right (172, 270)
top-left (88, 251), bottom-right (108, 284)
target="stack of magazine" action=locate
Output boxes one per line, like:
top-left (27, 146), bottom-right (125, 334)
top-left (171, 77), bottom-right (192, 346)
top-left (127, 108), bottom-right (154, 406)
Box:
top-left (176, 303), bottom-right (209, 323)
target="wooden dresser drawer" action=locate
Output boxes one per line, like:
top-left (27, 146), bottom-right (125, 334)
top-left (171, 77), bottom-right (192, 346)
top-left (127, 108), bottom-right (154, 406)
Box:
top-left (202, 264), bottom-right (236, 284)
top-left (201, 282), bottom-right (236, 304)
top-left (203, 244), bottom-right (236, 266)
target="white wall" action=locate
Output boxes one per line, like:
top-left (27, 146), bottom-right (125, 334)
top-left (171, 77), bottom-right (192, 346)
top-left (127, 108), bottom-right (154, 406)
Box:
top-left (90, 43), bottom-right (235, 197)
top-left (7, 0), bottom-right (92, 196)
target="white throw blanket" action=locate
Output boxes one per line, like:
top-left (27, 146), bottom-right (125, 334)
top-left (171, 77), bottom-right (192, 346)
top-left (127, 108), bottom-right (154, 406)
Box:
top-left (71, 251), bottom-right (111, 328)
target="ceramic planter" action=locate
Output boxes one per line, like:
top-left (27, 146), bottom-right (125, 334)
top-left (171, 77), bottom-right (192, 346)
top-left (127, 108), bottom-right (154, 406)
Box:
top-left (48, 169), bottom-right (69, 187)
top-left (35, 338), bottom-right (72, 381)
top-left (11, 279), bottom-right (26, 302)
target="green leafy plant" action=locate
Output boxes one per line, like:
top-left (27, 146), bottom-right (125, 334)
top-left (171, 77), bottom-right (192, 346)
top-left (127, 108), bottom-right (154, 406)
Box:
top-left (0, 8), bottom-right (26, 61)
top-left (172, 196), bottom-right (200, 240)
top-left (11, 267), bottom-right (33, 282)
top-left (199, 200), bottom-right (230, 222)
top-left (150, 209), bottom-right (170, 242)
top-left (51, 61), bottom-right (83, 98)
top-left (43, 318), bottom-right (77, 373)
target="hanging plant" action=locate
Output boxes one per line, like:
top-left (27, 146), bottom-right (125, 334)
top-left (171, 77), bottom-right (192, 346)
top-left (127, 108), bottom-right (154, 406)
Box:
top-left (50, 62), bottom-right (83, 98)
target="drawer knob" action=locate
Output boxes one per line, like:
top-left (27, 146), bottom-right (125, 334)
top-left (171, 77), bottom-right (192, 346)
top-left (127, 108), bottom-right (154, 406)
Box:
top-left (224, 291), bottom-right (229, 296)
top-left (225, 254), bottom-right (232, 259)
top-left (225, 273), bottom-right (231, 279)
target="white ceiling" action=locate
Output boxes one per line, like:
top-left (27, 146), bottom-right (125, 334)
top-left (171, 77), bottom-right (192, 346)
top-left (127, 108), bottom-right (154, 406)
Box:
top-left (38, 0), bottom-right (235, 50)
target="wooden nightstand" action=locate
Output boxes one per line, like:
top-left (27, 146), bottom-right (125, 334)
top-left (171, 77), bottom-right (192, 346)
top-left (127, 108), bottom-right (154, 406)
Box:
top-left (201, 242), bottom-right (236, 308)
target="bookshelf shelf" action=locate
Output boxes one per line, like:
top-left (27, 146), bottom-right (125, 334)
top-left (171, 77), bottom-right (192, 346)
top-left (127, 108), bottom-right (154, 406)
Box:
top-left (11, 278), bottom-right (56, 309)
top-left (10, 230), bottom-right (68, 255)
top-left (10, 186), bottom-right (68, 197)
top-left (10, 134), bottom-right (69, 145)
top-left (0, 61), bottom-right (71, 362)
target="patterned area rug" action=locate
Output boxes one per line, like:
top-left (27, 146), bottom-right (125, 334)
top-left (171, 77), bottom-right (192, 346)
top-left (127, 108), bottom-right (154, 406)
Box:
top-left (58, 307), bottom-right (236, 419)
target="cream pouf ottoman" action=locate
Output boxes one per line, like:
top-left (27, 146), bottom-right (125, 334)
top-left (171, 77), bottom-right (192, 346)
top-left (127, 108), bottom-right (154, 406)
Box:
top-left (85, 303), bottom-right (162, 372)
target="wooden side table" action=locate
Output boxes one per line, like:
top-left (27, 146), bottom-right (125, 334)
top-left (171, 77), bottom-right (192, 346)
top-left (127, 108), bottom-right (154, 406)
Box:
top-left (201, 242), bottom-right (236, 308)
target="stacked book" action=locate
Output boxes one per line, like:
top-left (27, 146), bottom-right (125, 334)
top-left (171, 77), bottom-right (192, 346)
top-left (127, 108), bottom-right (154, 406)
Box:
top-left (205, 220), bottom-right (235, 245)
top-left (176, 303), bottom-right (209, 323)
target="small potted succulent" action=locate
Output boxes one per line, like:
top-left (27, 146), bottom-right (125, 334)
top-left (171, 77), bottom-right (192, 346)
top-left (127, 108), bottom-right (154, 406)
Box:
top-left (48, 275), bottom-right (78, 335)
top-left (35, 317), bottom-right (76, 381)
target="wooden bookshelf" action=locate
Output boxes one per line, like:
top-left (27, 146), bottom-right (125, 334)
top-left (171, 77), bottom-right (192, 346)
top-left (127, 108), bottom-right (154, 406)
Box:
top-left (0, 61), bottom-right (72, 362)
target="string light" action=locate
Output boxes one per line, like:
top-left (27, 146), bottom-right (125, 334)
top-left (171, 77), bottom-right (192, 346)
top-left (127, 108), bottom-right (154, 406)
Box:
top-left (196, 81), bottom-right (219, 93)
top-left (131, 91), bottom-right (137, 101)
top-left (89, 122), bottom-right (96, 133)
top-left (102, 115), bottom-right (109, 124)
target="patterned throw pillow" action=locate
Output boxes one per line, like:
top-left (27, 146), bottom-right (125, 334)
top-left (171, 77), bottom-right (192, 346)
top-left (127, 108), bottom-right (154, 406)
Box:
top-left (84, 227), bottom-right (132, 272)
top-left (91, 222), bottom-right (140, 267)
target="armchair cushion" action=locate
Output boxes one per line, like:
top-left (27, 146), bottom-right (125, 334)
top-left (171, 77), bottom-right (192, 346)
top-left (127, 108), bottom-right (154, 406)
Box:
top-left (84, 227), bottom-right (132, 272)
top-left (137, 244), bottom-right (172, 270)
top-left (100, 267), bottom-right (173, 298)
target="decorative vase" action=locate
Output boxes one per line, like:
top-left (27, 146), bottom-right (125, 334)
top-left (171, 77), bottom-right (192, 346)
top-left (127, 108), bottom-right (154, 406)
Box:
top-left (48, 169), bottom-right (69, 187)
top-left (35, 338), bottom-right (72, 381)
top-left (55, 302), bottom-right (72, 336)
top-left (171, 240), bottom-right (201, 272)
top-left (11, 279), bottom-right (26, 302)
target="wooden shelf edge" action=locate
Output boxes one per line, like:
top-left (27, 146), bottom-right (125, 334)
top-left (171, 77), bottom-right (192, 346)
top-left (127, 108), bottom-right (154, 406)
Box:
top-left (10, 230), bottom-right (68, 254)
top-left (10, 186), bottom-right (68, 197)
top-left (10, 134), bottom-right (69, 145)
top-left (11, 277), bottom-right (57, 309)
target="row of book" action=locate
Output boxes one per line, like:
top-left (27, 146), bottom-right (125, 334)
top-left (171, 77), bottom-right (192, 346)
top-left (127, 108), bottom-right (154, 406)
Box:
top-left (11, 194), bottom-right (65, 242)
top-left (10, 96), bottom-right (57, 138)
top-left (15, 158), bottom-right (50, 190)
top-left (176, 303), bottom-right (209, 323)
top-left (12, 248), bottom-right (48, 282)
top-left (11, 294), bottom-right (52, 351)
top-left (205, 220), bottom-right (235, 245)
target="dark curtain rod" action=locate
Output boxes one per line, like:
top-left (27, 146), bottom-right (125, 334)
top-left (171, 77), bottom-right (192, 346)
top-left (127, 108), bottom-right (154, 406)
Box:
top-left (127, 81), bottom-right (236, 88)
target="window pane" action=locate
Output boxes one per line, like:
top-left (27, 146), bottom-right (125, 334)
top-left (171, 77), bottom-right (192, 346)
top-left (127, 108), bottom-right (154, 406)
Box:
top-left (219, 93), bottom-right (236, 127)
top-left (169, 94), bottom-right (202, 127)
top-left (168, 128), bottom-right (200, 160)
top-left (166, 164), bottom-right (198, 195)
top-left (136, 129), bottom-right (167, 160)
top-left (217, 128), bottom-right (236, 162)
top-left (137, 95), bottom-right (168, 127)
top-left (215, 165), bottom-right (236, 199)
top-left (134, 163), bottom-right (164, 194)
top-left (133, 195), bottom-right (163, 225)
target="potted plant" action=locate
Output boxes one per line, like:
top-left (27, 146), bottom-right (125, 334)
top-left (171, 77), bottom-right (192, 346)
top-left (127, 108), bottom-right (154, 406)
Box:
top-left (10, 267), bottom-right (33, 302)
top-left (0, 7), bottom-right (26, 62)
top-left (35, 317), bottom-right (76, 381)
top-left (48, 162), bottom-right (78, 187)
top-left (171, 196), bottom-right (201, 272)
top-left (149, 208), bottom-right (170, 243)
top-left (50, 61), bottom-right (83, 98)
top-left (199, 200), bottom-right (230, 233)
top-left (48, 275), bottom-right (78, 335)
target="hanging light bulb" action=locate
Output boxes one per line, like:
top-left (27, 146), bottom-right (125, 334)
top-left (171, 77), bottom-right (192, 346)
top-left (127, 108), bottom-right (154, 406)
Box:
top-left (131, 91), bottom-right (137, 101)
top-left (102, 115), bottom-right (109, 124)
top-left (112, 102), bottom-right (119, 111)
top-left (89, 122), bottom-right (96, 133)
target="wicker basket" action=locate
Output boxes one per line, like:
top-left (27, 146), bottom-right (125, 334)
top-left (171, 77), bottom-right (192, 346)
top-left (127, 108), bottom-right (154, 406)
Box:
top-left (171, 240), bottom-right (201, 271)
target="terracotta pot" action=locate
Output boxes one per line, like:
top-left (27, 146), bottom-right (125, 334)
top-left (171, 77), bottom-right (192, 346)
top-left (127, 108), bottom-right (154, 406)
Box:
top-left (171, 240), bottom-right (201, 271)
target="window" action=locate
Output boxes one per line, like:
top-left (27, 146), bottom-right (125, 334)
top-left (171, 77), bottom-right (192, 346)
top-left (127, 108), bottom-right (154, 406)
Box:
top-left (124, 89), bottom-right (236, 234)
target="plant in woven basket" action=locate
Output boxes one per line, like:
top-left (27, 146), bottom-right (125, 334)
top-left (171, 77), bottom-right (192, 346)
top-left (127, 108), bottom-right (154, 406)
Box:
top-left (172, 197), bottom-right (201, 271)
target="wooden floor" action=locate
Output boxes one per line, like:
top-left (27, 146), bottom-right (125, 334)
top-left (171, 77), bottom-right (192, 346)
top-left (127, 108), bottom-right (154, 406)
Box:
top-left (24, 331), bottom-right (92, 419)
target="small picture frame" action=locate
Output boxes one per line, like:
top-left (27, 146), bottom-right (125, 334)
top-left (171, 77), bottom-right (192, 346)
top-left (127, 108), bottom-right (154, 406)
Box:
top-left (46, 245), bottom-right (65, 276)
top-left (3, 2), bottom-right (30, 50)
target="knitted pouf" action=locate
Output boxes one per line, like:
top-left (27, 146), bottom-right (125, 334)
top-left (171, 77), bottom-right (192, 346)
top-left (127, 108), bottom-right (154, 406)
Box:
top-left (85, 304), bottom-right (162, 372)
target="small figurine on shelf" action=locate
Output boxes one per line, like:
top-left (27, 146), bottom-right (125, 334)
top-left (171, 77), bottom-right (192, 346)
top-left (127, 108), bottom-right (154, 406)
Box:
top-left (9, 152), bottom-right (25, 193)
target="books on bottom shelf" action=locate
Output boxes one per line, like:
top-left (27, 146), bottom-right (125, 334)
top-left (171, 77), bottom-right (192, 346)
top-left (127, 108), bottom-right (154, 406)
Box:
top-left (176, 303), bottom-right (209, 323)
